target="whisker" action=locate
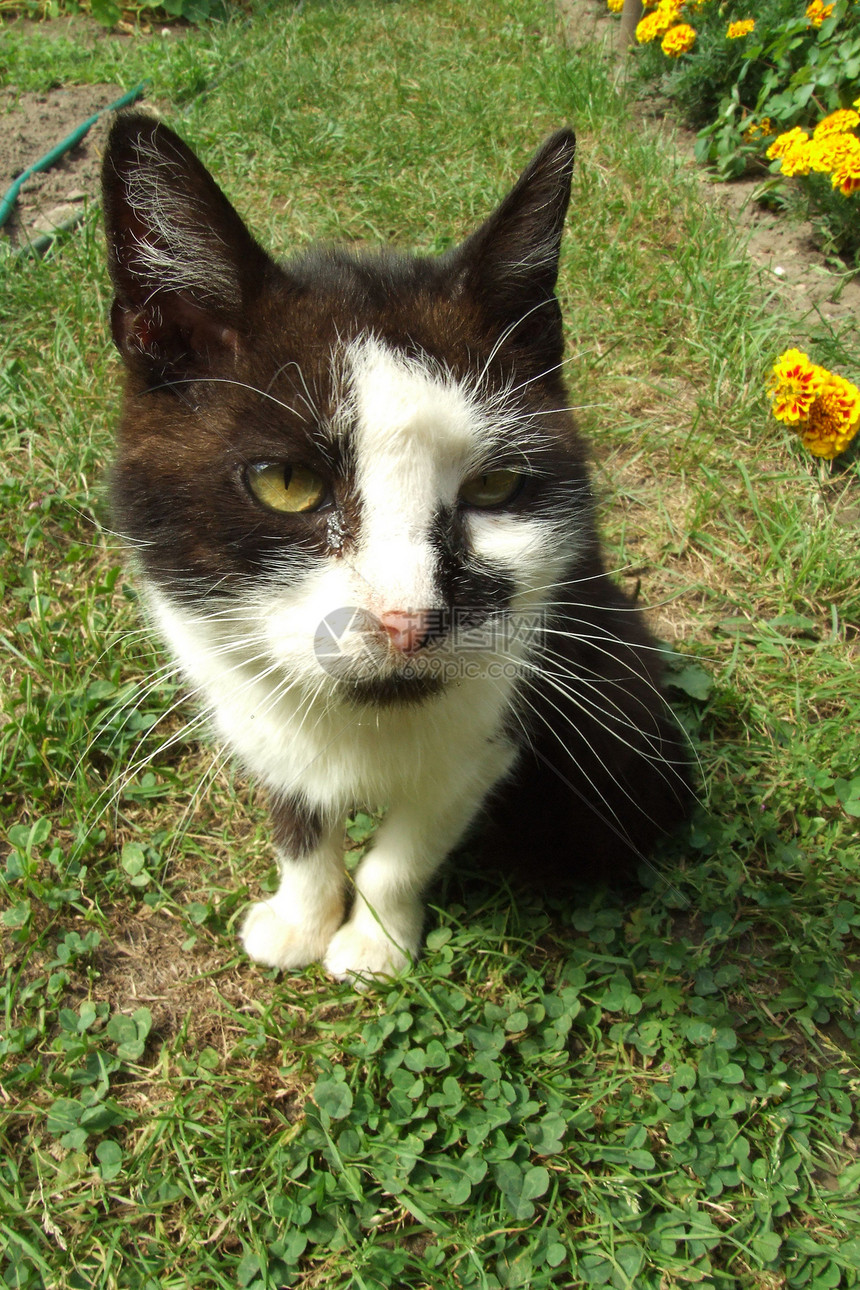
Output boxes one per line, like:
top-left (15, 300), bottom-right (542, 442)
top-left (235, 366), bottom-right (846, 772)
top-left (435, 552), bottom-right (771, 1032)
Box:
top-left (512, 679), bottom-right (689, 852)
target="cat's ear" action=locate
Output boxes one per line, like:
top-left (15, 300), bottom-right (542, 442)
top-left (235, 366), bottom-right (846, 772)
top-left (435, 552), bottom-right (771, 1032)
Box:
top-left (102, 110), bottom-right (273, 379)
top-left (448, 129), bottom-right (575, 358)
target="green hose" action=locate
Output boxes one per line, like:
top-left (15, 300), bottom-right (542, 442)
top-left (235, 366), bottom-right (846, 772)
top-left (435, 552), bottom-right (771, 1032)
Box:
top-left (0, 80), bottom-right (149, 235)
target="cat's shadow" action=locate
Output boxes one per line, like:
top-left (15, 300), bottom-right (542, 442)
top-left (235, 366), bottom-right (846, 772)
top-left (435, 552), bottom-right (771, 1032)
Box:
top-left (429, 819), bottom-right (695, 950)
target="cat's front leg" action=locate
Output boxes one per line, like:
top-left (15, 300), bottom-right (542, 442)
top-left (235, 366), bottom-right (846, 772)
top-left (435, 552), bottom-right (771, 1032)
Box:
top-left (241, 795), bottom-right (345, 971)
top-left (323, 741), bottom-right (516, 982)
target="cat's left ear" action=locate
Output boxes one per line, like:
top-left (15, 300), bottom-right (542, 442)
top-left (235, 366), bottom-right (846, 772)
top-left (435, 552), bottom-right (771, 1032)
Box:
top-left (102, 110), bottom-right (273, 380)
top-left (447, 129), bottom-right (575, 360)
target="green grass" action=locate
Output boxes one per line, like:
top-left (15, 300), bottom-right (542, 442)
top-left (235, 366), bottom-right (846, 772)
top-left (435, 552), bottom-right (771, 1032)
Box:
top-left (2, 1), bottom-right (860, 1287)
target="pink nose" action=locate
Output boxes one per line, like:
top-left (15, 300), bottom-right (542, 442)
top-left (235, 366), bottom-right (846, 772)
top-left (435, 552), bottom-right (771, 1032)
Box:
top-left (378, 609), bottom-right (433, 656)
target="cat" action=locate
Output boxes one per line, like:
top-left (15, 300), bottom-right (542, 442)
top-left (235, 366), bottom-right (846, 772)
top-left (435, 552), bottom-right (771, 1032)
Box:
top-left (102, 110), bottom-right (693, 982)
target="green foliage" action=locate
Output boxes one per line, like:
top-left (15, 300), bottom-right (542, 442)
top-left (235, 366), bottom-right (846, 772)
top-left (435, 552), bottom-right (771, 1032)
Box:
top-left (0, 0), bottom-right (236, 26)
top-left (7, 876), bottom-right (859, 1286)
top-left (787, 168), bottom-right (860, 263)
top-left (91, 0), bottom-right (233, 26)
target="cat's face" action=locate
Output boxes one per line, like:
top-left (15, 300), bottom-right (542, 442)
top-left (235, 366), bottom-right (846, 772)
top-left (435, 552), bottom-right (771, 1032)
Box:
top-left (104, 114), bottom-right (588, 706)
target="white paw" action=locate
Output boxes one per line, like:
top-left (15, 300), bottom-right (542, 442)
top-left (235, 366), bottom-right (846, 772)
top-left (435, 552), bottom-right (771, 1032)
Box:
top-left (240, 900), bottom-right (339, 971)
top-left (323, 921), bottom-right (417, 983)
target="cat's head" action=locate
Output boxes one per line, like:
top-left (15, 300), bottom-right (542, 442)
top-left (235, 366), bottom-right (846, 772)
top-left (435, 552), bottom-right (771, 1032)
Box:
top-left (103, 111), bottom-right (591, 704)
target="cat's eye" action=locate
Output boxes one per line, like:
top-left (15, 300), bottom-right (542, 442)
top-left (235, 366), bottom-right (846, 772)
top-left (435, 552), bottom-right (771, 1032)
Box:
top-left (459, 469), bottom-right (524, 509)
top-left (245, 462), bottom-right (327, 514)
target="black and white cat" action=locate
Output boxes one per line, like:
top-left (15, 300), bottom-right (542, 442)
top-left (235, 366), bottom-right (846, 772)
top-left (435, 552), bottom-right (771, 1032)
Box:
top-left (102, 111), bottom-right (692, 982)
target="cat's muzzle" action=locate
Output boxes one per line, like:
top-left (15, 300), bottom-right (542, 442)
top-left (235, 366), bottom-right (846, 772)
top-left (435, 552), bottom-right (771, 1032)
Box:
top-left (313, 604), bottom-right (448, 704)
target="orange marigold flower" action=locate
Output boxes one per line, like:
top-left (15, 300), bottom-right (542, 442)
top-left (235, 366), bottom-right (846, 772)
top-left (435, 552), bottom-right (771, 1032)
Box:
top-left (767, 127), bottom-right (809, 160)
top-left (813, 109), bottom-right (860, 138)
top-left (607, 0), bottom-right (625, 12)
top-left (767, 349), bottom-right (825, 424)
top-left (800, 372), bottom-right (860, 459)
top-left (780, 143), bottom-right (812, 177)
top-left (743, 116), bottom-right (774, 142)
top-left (727, 18), bottom-right (755, 36)
top-left (831, 153), bottom-right (860, 196)
top-left (661, 22), bottom-right (696, 55)
top-left (806, 0), bottom-right (834, 25)
top-left (636, 11), bottom-right (664, 40)
top-left (637, 1), bottom-right (680, 39)
top-left (767, 128), bottom-right (812, 176)
top-left (808, 132), bottom-right (860, 175)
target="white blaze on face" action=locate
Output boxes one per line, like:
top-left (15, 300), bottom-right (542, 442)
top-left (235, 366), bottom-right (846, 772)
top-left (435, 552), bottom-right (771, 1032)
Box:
top-left (346, 338), bottom-right (483, 613)
top-left (343, 337), bottom-right (577, 620)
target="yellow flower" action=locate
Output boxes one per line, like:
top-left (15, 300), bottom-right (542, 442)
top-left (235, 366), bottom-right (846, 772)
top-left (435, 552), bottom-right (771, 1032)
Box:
top-left (800, 372), bottom-right (860, 459)
top-left (727, 18), bottom-right (755, 36)
top-left (768, 353), bottom-right (860, 457)
top-left (780, 143), bottom-right (812, 176)
top-left (637, 1), bottom-right (680, 40)
top-left (636, 11), bottom-right (663, 40)
top-left (806, 0), bottom-right (834, 24)
top-left (743, 116), bottom-right (773, 142)
top-left (767, 349), bottom-right (825, 424)
top-left (607, 0), bottom-right (625, 12)
top-left (661, 22), bottom-right (696, 55)
top-left (767, 128), bottom-right (812, 176)
top-left (767, 127), bottom-right (809, 159)
top-left (831, 151), bottom-right (860, 196)
top-left (808, 132), bottom-right (860, 175)
top-left (813, 109), bottom-right (860, 138)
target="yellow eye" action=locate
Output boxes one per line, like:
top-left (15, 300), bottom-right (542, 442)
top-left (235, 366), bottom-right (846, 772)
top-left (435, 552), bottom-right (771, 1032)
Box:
top-left (459, 469), bottom-right (524, 509)
top-left (246, 463), bottom-right (326, 514)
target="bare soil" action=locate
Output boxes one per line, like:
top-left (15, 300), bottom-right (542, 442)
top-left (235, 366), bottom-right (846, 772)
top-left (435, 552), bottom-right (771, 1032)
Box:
top-left (704, 170), bottom-right (859, 330)
top-left (1, 83), bottom-right (122, 245)
top-left (0, 16), bottom-right (174, 248)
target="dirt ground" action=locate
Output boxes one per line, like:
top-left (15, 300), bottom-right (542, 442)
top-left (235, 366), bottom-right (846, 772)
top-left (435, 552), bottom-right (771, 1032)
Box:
top-left (704, 169), bottom-right (859, 330)
top-left (2, 2), bottom-right (858, 331)
top-left (0, 15), bottom-right (166, 247)
top-left (0, 82), bottom-right (122, 244)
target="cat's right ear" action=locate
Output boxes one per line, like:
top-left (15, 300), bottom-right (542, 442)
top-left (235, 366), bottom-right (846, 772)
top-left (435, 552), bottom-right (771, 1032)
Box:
top-left (102, 110), bottom-right (272, 380)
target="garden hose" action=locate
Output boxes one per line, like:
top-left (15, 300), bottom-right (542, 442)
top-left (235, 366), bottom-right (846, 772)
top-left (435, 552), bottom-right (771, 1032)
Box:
top-left (0, 79), bottom-right (150, 247)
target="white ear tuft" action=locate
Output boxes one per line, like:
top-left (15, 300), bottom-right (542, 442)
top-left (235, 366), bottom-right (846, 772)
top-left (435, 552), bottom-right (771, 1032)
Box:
top-left (103, 111), bottom-right (271, 319)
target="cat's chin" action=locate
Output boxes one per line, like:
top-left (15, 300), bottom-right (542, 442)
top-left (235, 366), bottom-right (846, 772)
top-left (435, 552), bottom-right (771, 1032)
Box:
top-left (337, 672), bottom-right (447, 707)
